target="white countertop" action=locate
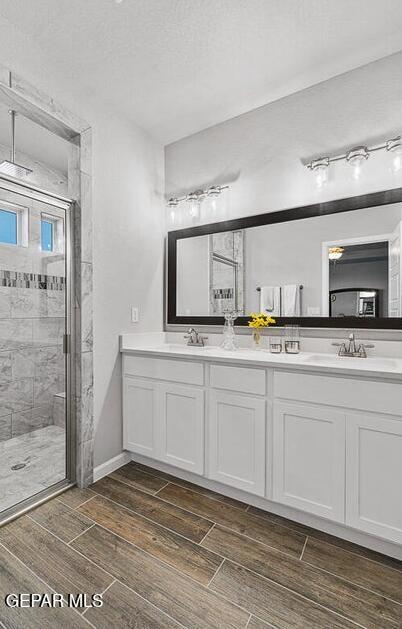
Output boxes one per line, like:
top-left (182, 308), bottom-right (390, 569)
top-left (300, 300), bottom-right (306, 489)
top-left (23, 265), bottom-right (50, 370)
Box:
top-left (120, 334), bottom-right (402, 380)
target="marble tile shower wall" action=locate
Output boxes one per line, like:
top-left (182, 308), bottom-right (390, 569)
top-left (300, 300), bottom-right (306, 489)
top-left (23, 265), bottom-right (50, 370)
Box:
top-left (0, 191), bottom-right (65, 442)
top-left (209, 231), bottom-right (245, 314)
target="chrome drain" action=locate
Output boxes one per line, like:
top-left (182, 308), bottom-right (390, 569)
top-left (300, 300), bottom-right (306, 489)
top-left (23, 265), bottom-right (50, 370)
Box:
top-left (11, 463), bottom-right (26, 470)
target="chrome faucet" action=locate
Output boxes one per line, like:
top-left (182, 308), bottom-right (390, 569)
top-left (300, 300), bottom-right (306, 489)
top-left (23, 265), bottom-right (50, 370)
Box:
top-left (184, 327), bottom-right (208, 347)
top-left (332, 332), bottom-right (374, 358)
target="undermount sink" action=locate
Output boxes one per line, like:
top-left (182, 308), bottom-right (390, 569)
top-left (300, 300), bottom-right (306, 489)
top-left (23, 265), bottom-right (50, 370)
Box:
top-left (302, 353), bottom-right (399, 370)
top-left (150, 343), bottom-right (211, 351)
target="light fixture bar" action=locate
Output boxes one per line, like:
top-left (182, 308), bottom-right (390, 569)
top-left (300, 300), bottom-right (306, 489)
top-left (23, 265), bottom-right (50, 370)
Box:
top-left (166, 184), bottom-right (229, 209)
top-left (308, 136), bottom-right (400, 169)
top-left (306, 135), bottom-right (402, 184)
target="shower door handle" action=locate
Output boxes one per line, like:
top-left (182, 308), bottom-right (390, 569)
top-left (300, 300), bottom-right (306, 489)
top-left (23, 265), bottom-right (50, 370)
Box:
top-left (63, 333), bottom-right (71, 354)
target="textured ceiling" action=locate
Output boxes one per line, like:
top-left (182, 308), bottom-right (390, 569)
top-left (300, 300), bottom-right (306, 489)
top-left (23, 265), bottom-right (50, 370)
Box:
top-left (1, 0), bottom-right (402, 144)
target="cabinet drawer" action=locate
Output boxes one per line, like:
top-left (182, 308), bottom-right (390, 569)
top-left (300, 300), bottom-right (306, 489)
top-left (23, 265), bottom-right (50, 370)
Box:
top-left (123, 355), bottom-right (204, 386)
top-left (210, 364), bottom-right (266, 395)
top-left (274, 371), bottom-right (402, 416)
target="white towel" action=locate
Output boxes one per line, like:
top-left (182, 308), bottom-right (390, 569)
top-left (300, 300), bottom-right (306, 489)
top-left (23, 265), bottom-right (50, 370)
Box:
top-left (282, 284), bottom-right (301, 316)
top-left (260, 286), bottom-right (281, 316)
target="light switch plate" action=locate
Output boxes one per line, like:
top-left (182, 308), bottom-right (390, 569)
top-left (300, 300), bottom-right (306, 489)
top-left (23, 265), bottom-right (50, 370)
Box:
top-left (131, 307), bottom-right (139, 323)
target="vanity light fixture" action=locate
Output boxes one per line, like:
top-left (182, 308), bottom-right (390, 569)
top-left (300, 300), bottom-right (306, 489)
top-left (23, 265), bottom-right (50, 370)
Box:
top-left (328, 246), bottom-right (344, 261)
top-left (166, 184), bottom-right (229, 219)
top-left (307, 135), bottom-right (402, 185)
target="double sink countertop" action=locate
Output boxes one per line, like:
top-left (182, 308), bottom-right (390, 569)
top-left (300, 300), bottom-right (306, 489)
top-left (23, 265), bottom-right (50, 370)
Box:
top-left (120, 333), bottom-right (402, 381)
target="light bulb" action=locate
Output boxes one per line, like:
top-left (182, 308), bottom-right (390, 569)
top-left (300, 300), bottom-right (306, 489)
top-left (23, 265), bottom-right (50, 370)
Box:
top-left (386, 138), bottom-right (402, 173)
top-left (352, 161), bottom-right (362, 180)
top-left (315, 165), bottom-right (328, 187)
top-left (186, 191), bottom-right (204, 220)
top-left (189, 201), bottom-right (199, 218)
top-left (206, 185), bottom-right (222, 213)
top-left (346, 146), bottom-right (369, 180)
top-left (393, 154), bottom-right (402, 172)
top-left (309, 158), bottom-right (329, 188)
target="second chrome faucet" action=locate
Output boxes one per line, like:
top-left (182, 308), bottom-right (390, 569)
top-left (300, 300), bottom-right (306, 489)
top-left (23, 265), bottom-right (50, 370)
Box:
top-left (332, 332), bottom-right (374, 358)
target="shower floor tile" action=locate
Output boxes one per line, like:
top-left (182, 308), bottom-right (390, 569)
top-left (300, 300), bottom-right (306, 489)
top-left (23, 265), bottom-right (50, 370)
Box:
top-left (0, 425), bottom-right (65, 513)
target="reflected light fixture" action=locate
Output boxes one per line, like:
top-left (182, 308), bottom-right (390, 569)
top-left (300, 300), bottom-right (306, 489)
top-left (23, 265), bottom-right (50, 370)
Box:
top-left (308, 157), bottom-right (329, 187)
top-left (346, 146), bottom-right (369, 180)
top-left (328, 246), bottom-right (344, 261)
top-left (386, 137), bottom-right (402, 172)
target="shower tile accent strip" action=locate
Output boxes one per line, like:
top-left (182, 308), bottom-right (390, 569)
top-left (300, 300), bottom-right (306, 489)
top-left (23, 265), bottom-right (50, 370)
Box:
top-left (0, 270), bottom-right (65, 290)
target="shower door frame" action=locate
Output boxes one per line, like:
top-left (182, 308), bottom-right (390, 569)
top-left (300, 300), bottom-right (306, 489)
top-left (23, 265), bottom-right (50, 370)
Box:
top-left (0, 174), bottom-right (76, 525)
top-left (0, 65), bottom-right (94, 495)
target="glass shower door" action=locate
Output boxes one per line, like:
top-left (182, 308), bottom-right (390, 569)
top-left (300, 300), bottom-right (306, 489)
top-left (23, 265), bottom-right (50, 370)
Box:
top-left (0, 182), bottom-right (72, 518)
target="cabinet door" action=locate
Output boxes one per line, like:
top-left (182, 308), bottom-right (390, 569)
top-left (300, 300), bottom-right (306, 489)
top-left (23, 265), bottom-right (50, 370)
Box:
top-left (123, 377), bottom-right (157, 457)
top-left (273, 402), bottom-right (345, 522)
top-left (158, 384), bottom-right (204, 474)
top-left (208, 390), bottom-right (266, 496)
top-left (346, 413), bottom-right (402, 544)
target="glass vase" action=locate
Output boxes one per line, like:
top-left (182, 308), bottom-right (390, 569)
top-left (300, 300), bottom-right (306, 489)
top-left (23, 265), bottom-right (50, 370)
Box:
top-left (220, 311), bottom-right (238, 351)
top-left (252, 330), bottom-right (263, 350)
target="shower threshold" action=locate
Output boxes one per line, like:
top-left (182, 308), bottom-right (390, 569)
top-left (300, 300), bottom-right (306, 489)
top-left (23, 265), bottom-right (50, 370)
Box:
top-left (0, 425), bottom-right (66, 515)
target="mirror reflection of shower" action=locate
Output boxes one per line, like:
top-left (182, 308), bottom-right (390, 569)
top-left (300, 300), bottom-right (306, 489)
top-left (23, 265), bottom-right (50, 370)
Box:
top-left (209, 230), bottom-right (244, 315)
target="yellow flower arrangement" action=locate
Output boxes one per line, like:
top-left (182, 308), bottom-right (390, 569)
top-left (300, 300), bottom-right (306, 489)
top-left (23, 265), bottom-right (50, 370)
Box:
top-left (248, 312), bottom-right (276, 347)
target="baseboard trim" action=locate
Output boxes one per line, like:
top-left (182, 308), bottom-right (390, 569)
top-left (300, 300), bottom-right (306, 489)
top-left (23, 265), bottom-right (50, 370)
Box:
top-left (93, 451), bottom-right (131, 482)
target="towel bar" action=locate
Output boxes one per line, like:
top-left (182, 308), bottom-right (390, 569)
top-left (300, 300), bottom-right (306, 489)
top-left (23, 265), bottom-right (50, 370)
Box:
top-left (256, 285), bottom-right (303, 291)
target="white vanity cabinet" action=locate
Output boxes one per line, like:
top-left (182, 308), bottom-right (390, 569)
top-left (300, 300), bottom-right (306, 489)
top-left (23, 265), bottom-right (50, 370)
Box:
top-left (122, 347), bottom-right (402, 553)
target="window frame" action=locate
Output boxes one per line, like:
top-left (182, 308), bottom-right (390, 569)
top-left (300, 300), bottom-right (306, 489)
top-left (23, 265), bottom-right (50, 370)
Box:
top-left (0, 199), bottom-right (29, 248)
top-left (40, 211), bottom-right (64, 254)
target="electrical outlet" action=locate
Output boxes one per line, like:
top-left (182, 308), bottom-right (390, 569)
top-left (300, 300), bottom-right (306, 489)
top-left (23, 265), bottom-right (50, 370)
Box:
top-left (131, 307), bottom-right (139, 323)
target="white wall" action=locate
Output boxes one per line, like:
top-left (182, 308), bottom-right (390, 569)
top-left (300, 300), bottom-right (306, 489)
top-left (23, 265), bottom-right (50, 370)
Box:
top-left (166, 52), bottom-right (402, 229)
top-left (177, 236), bottom-right (209, 315)
top-left (0, 15), bottom-right (165, 466)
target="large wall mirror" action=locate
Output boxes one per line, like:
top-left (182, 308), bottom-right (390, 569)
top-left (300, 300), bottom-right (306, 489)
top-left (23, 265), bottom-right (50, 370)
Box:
top-left (167, 188), bottom-right (402, 329)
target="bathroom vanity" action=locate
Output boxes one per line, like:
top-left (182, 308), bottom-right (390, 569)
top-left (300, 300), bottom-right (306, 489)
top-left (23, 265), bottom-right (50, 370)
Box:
top-left (121, 334), bottom-right (402, 558)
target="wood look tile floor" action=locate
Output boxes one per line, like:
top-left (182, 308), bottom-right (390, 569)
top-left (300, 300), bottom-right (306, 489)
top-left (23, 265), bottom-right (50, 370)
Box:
top-left (1, 461), bottom-right (401, 629)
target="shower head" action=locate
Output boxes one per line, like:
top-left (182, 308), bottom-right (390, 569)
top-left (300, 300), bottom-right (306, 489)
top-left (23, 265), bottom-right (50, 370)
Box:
top-left (0, 160), bottom-right (32, 178)
top-left (0, 110), bottom-right (32, 179)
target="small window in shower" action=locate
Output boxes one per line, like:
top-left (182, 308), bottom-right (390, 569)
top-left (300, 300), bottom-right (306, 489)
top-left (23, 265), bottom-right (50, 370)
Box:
top-left (41, 213), bottom-right (64, 253)
top-left (41, 219), bottom-right (54, 251)
top-left (0, 208), bottom-right (17, 245)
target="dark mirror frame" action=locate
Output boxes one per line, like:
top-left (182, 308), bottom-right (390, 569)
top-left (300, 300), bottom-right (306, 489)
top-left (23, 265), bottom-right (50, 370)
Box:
top-left (167, 187), bottom-right (402, 329)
